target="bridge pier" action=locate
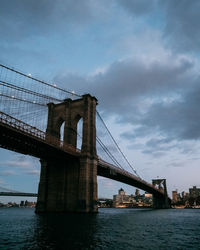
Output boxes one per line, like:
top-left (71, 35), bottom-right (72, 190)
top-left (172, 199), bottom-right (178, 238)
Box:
top-left (78, 156), bottom-right (98, 212)
top-left (36, 156), bottom-right (98, 213)
top-left (36, 94), bottom-right (98, 213)
top-left (152, 195), bottom-right (170, 209)
top-left (152, 179), bottom-right (171, 209)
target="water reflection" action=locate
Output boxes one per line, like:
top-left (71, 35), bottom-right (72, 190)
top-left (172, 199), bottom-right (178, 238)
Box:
top-left (1, 208), bottom-right (200, 250)
top-left (31, 213), bottom-right (99, 249)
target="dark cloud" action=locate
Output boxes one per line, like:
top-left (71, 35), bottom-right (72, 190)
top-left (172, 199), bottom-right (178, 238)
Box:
top-left (143, 138), bottom-right (176, 155)
top-left (57, 56), bottom-right (194, 111)
top-left (55, 73), bottom-right (90, 94)
top-left (117, 0), bottom-right (157, 16)
top-left (126, 86), bottom-right (200, 156)
top-left (92, 57), bottom-right (193, 112)
top-left (1, 0), bottom-right (200, 53)
top-left (118, 0), bottom-right (200, 53)
top-left (0, 0), bottom-right (101, 41)
top-left (120, 79), bottom-right (200, 153)
top-left (55, 54), bottom-right (200, 154)
top-left (1, 0), bottom-right (199, 156)
top-left (163, 0), bottom-right (200, 52)
top-left (133, 84), bottom-right (200, 141)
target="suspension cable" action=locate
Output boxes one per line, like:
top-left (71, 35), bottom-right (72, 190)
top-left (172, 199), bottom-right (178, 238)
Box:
top-left (77, 129), bottom-right (124, 170)
top-left (0, 80), bottom-right (62, 103)
top-left (0, 63), bottom-right (81, 98)
top-left (0, 63), bottom-right (140, 177)
top-left (96, 110), bottom-right (140, 177)
top-left (96, 136), bottom-right (125, 170)
top-left (0, 93), bottom-right (46, 106)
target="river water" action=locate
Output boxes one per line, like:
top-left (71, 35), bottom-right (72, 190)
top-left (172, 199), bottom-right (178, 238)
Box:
top-left (0, 208), bottom-right (200, 249)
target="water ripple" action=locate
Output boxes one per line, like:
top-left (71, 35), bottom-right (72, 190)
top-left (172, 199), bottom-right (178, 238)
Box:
top-left (0, 208), bottom-right (200, 249)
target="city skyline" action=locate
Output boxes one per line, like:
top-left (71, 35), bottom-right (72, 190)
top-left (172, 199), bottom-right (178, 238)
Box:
top-left (1, 1), bottom-right (200, 200)
top-left (2, 184), bottom-right (200, 206)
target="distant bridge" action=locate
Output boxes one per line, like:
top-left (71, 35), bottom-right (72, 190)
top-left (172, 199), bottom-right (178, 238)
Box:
top-left (0, 192), bottom-right (37, 197)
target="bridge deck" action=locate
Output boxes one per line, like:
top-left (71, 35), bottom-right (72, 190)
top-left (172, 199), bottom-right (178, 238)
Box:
top-left (98, 159), bottom-right (164, 196)
top-left (0, 192), bottom-right (37, 197)
top-left (0, 111), bottom-right (165, 197)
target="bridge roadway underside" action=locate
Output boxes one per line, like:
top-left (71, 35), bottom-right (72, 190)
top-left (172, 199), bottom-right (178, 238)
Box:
top-left (0, 123), bottom-right (162, 193)
top-left (0, 122), bottom-right (170, 210)
top-left (98, 164), bottom-right (161, 196)
top-left (0, 192), bottom-right (37, 197)
top-left (0, 122), bottom-right (78, 161)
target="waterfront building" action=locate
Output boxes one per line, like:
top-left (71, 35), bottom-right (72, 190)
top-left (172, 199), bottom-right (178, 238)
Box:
top-left (144, 192), bottom-right (152, 198)
top-left (113, 188), bottom-right (132, 207)
top-left (172, 191), bottom-right (178, 202)
top-left (135, 189), bottom-right (140, 196)
top-left (20, 201), bottom-right (25, 207)
top-left (172, 186), bottom-right (200, 208)
top-left (113, 188), bottom-right (152, 207)
top-left (189, 186), bottom-right (200, 198)
top-left (181, 191), bottom-right (188, 198)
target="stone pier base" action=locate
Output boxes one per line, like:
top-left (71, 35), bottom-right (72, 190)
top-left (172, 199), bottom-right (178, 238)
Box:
top-left (152, 179), bottom-right (171, 209)
top-left (153, 195), bottom-right (171, 209)
top-left (35, 156), bottom-right (98, 213)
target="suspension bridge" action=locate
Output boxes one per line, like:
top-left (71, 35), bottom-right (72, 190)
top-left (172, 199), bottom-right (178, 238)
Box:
top-left (0, 63), bottom-right (171, 212)
top-left (0, 186), bottom-right (37, 197)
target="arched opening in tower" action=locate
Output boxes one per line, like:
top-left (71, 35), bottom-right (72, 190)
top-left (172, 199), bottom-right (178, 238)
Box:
top-left (60, 121), bottom-right (65, 146)
top-left (77, 118), bottom-right (83, 150)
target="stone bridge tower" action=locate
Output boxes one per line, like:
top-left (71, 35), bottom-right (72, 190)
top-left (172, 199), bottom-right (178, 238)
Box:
top-left (152, 179), bottom-right (171, 209)
top-left (36, 94), bottom-right (98, 213)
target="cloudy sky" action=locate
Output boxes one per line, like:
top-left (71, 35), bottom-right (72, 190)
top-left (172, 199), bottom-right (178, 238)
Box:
top-left (1, 0), bottom-right (200, 202)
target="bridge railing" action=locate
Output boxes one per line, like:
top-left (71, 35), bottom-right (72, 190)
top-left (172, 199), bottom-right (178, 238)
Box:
top-left (0, 111), bottom-right (46, 139)
top-left (99, 158), bottom-right (140, 179)
top-left (98, 158), bottom-right (164, 194)
top-left (0, 111), bottom-right (80, 155)
top-left (0, 111), bottom-right (164, 195)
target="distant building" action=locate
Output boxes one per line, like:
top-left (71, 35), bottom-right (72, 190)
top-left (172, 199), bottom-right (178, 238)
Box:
top-left (144, 192), bottom-right (152, 198)
top-left (189, 186), bottom-right (200, 198)
top-left (20, 201), bottom-right (25, 207)
top-left (181, 191), bottom-right (189, 199)
top-left (20, 200), bottom-right (36, 207)
top-left (172, 191), bottom-right (178, 202)
top-left (171, 186), bottom-right (200, 208)
top-left (113, 188), bottom-right (152, 207)
top-left (119, 188), bottom-right (126, 196)
top-left (113, 188), bottom-right (133, 207)
top-left (135, 189), bottom-right (140, 196)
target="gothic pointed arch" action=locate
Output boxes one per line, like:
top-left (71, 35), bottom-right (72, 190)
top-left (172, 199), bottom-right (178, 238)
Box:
top-left (45, 94), bottom-right (97, 156)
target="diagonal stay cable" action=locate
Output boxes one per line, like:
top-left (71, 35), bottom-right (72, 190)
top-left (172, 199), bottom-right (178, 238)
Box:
top-left (76, 129), bottom-right (124, 170)
top-left (96, 110), bottom-right (140, 177)
top-left (96, 136), bottom-right (125, 170)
